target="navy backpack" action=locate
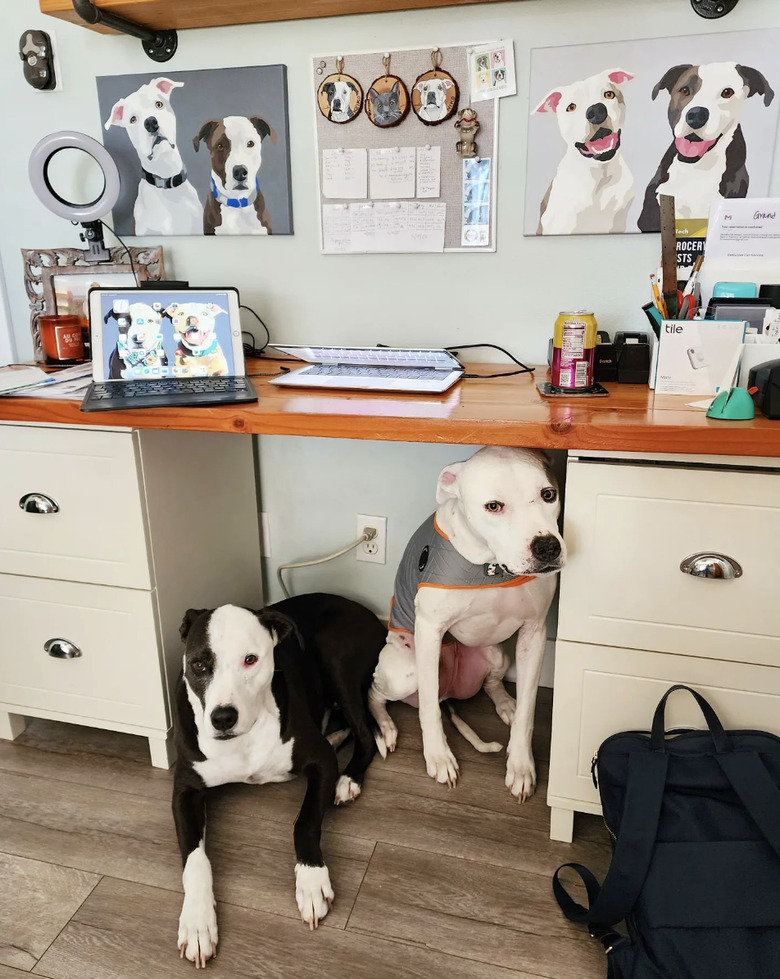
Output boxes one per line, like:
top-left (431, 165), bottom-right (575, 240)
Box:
top-left (553, 685), bottom-right (780, 978)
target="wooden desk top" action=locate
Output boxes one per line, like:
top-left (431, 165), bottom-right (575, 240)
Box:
top-left (1, 360), bottom-right (778, 457)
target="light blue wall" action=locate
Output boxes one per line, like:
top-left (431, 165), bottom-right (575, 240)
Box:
top-left (3, 0), bottom-right (780, 648)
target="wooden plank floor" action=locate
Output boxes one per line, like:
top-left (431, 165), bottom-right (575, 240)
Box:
top-left (0, 689), bottom-right (611, 978)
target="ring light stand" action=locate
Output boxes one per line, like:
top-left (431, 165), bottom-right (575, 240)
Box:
top-left (29, 131), bottom-right (121, 264)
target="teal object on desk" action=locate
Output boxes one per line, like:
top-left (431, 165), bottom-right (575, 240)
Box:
top-left (712, 282), bottom-right (758, 299)
top-left (706, 387), bottom-right (756, 420)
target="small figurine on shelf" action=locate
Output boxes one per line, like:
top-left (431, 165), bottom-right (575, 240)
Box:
top-left (455, 107), bottom-right (479, 158)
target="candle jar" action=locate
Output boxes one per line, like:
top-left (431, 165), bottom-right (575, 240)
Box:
top-left (39, 314), bottom-right (86, 365)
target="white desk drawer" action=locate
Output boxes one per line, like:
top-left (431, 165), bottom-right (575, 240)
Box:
top-left (0, 426), bottom-right (151, 588)
top-left (0, 574), bottom-right (167, 729)
top-left (547, 640), bottom-right (780, 811)
top-left (558, 460), bottom-right (780, 665)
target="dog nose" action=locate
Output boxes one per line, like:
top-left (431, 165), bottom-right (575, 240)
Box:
top-left (210, 705), bottom-right (238, 732)
top-left (585, 102), bottom-right (608, 125)
top-left (144, 116), bottom-right (159, 134)
top-left (685, 106), bottom-right (709, 130)
top-left (233, 165), bottom-right (248, 183)
top-left (531, 534), bottom-right (561, 565)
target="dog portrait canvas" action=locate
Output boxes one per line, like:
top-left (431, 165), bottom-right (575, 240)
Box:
top-left (97, 65), bottom-right (293, 236)
top-left (525, 28), bottom-right (780, 236)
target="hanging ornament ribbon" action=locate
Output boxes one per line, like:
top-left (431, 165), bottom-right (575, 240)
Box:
top-left (317, 54), bottom-right (363, 124)
top-left (412, 47), bottom-right (460, 126)
top-left (365, 52), bottom-right (410, 129)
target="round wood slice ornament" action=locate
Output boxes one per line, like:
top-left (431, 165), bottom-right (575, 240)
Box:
top-left (317, 57), bottom-right (363, 124)
top-left (411, 49), bottom-right (459, 126)
top-left (365, 54), bottom-right (410, 129)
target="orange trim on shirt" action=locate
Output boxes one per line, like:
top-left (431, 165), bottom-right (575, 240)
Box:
top-left (433, 514), bottom-right (450, 541)
top-left (418, 575), bottom-right (536, 591)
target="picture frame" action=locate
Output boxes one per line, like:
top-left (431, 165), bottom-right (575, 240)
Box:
top-left (22, 246), bottom-right (165, 361)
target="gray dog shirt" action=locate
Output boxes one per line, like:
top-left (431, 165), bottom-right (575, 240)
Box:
top-left (389, 514), bottom-right (534, 635)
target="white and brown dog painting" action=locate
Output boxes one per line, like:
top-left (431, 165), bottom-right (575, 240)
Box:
top-left (637, 62), bottom-right (775, 231)
top-left (534, 68), bottom-right (635, 235)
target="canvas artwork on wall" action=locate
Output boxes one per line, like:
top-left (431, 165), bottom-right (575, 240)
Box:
top-left (96, 65), bottom-right (293, 237)
top-left (525, 28), bottom-right (780, 236)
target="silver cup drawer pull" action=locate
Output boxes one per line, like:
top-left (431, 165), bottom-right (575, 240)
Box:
top-left (19, 493), bottom-right (59, 514)
top-left (680, 552), bottom-right (743, 580)
top-left (45, 638), bottom-right (82, 659)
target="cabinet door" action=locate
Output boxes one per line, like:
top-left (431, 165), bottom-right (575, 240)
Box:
top-left (557, 460), bottom-right (780, 665)
top-left (0, 426), bottom-right (151, 588)
top-left (547, 640), bottom-right (780, 813)
top-left (0, 574), bottom-right (167, 730)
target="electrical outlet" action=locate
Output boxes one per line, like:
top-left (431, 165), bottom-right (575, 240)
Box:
top-left (356, 514), bottom-right (386, 565)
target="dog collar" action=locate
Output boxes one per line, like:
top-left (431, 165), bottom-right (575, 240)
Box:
top-left (142, 168), bottom-right (188, 190)
top-left (211, 177), bottom-right (259, 208)
top-left (177, 335), bottom-right (218, 357)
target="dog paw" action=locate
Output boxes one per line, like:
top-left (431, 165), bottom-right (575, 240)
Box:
top-left (505, 754), bottom-right (537, 803)
top-left (374, 720), bottom-right (398, 759)
top-left (334, 775), bottom-right (361, 805)
top-left (177, 897), bottom-right (218, 968)
top-left (493, 694), bottom-right (517, 727)
top-left (424, 738), bottom-right (459, 786)
top-left (295, 864), bottom-right (334, 930)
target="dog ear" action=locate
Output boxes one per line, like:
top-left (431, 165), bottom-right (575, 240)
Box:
top-left (193, 120), bottom-right (220, 152)
top-left (105, 98), bottom-right (126, 130)
top-left (651, 64), bottom-right (694, 101)
top-left (180, 608), bottom-right (209, 643)
top-left (606, 68), bottom-right (633, 85)
top-left (206, 304), bottom-right (227, 316)
top-left (323, 81), bottom-right (336, 98)
top-left (736, 65), bottom-right (775, 106)
top-left (249, 116), bottom-right (277, 145)
top-left (103, 309), bottom-right (117, 324)
top-left (533, 89), bottom-right (562, 114)
top-left (436, 461), bottom-right (466, 504)
top-left (254, 608), bottom-right (302, 648)
top-left (151, 77), bottom-right (183, 97)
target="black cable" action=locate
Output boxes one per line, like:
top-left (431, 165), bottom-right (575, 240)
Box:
top-left (98, 220), bottom-right (140, 286)
top-left (443, 343), bottom-right (535, 379)
top-left (239, 304), bottom-right (271, 355)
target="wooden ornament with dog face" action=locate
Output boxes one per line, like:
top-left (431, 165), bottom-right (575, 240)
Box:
top-left (412, 68), bottom-right (459, 125)
top-left (317, 67), bottom-right (363, 125)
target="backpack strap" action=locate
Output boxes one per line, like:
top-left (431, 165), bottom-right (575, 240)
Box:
top-left (716, 750), bottom-right (780, 862)
top-left (553, 749), bottom-right (669, 927)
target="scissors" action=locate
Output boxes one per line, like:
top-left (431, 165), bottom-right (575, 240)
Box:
top-left (675, 290), bottom-right (696, 320)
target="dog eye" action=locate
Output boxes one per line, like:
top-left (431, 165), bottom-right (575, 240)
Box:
top-left (541, 487), bottom-right (558, 503)
top-left (680, 86), bottom-right (691, 97)
top-left (721, 87), bottom-right (734, 99)
top-left (247, 140), bottom-right (255, 148)
top-left (244, 654), bottom-right (258, 666)
top-left (129, 115), bottom-right (137, 124)
top-left (191, 661), bottom-right (206, 674)
top-left (604, 90), bottom-right (616, 99)
top-left (484, 500), bottom-right (504, 513)
top-left (217, 142), bottom-right (224, 151)
top-left (566, 102), bottom-right (576, 112)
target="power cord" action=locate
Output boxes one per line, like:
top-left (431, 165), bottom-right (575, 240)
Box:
top-left (240, 304), bottom-right (271, 355)
top-left (444, 343), bottom-right (535, 379)
top-left (276, 526), bottom-right (376, 599)
top-left (98, 220), bottom-right (140, 286)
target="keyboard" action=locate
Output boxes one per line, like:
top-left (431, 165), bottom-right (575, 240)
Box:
top-left (81, 375), bottom-right (258, 412)
top-left (301, 365), bottom-right (444, 380)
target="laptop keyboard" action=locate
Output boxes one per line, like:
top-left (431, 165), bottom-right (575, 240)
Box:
top-left (89, 377), bottom-right (250, 400)
top-left (303, 365), bottom-right (445, 380)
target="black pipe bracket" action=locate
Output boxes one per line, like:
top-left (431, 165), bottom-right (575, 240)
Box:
top-left (72, 0), bottom-right (178, 62)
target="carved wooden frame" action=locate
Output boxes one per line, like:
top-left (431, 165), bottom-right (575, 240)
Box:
top-left (21, 246), bottom-right (165, 361)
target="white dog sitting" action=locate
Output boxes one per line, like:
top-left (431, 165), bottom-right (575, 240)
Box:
top-left (369, 447), bottom-right (565, 802)
top-left (105, 76), bottom-right (201, 236)
top-left (415, 77), bottom-right (455, 123)
top-left (534, 68), bottom-right (634, 235)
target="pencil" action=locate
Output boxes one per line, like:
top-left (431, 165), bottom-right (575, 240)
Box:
top-left (650, 273), bottom-right (668, 319)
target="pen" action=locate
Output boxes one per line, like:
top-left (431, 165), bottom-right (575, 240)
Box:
top-left (683, 255), bottom-right (704, 298)
top-left (650, 273), bottom-right (668, 318)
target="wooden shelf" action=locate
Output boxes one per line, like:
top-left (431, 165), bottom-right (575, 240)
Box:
top-left (2, 362), bottom-right (779, 459)
top-left (40, 0), bottom-right (512, 32)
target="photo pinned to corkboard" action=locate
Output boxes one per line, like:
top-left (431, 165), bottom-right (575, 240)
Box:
top-left (412, 48), bottom-right (459, 126)
top-left (316, 56), bottom-right (363, 124)
top-left (365, 54), bottom-right (410, 129)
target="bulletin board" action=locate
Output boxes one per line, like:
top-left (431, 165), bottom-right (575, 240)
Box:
top-left (313, 43), bottom-right (498, 254)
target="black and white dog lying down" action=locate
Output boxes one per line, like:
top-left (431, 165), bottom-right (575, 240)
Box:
top-left (173, 593), bottom-right (385, 967)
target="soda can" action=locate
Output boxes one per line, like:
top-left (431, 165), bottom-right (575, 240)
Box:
top-left (551, 311), bottom-right (598, 390)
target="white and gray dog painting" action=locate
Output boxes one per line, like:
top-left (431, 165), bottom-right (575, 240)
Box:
top-left (97, 65), bottom-right (293, 236)
top-left (526, 28), bottom-right (780, 236)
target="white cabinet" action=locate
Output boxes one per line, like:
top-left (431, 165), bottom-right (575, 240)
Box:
top-left (547, 453), bottom-right (780, 842)
top-left (0, 424), bottom-right (263, 767)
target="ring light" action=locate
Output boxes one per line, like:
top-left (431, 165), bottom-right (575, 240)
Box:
top-left (28, 131), bottom-right (121, 263)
